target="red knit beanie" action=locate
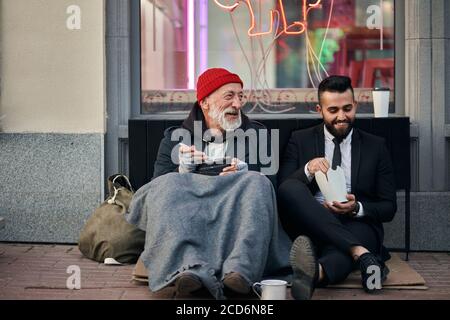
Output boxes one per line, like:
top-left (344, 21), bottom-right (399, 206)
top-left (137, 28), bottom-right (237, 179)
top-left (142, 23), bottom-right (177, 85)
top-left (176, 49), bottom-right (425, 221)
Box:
top-left (196, 68), bottom-right (243, 102)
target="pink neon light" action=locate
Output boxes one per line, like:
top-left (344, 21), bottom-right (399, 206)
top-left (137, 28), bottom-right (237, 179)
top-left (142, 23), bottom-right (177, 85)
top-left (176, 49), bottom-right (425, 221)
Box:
top-left (380, 0), bottom-right (384, 50)
top-left (280, 0), bottom-right (305, 35)
top-left (187, 0), bottom-right (195, 89)
top-left (303, 0), bottom-right (322, 23)
top-left (309, 0), bottom-right (322, 6)
top-left (214, 0), bottom-right (322, 37)
top-left (213, 0), bottom-right (240, 11)
top-left (245, 1), bottom-right (275, 36)
top-left (199, 0), bottom-right (208, 72)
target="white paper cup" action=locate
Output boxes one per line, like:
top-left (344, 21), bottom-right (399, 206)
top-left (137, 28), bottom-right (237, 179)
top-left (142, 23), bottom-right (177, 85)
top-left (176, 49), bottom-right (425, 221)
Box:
top-left (252, 279), bottom-right (287, 300)
top-left (372, 88), bottom-right (390, 118)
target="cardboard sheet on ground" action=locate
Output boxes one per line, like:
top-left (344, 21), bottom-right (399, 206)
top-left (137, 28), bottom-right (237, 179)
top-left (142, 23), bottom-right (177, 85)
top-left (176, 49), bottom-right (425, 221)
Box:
top-left (315, 167), bottom-right (348, 203)
top-left (132, 254), bottom-right (427, 290)
top-left (328, 253), bottom-right (427, 290)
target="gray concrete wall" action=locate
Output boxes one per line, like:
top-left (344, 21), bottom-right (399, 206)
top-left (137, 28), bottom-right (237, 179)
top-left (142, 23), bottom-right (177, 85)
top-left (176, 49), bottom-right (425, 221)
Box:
top-left (0, 134), bottom-right (103, 243)
top-left (447, 0), bottom-right (450, 125)
top-left (405, 0), bottom-right (449, 192)
top-left (0, 1), bottom-right (105, 243)
top-left (399, 0), bottom-right (450, 251)
top-left (105, 0), bottom-right (133, 180)
top-left (384, 193), bottom-right (450, 251)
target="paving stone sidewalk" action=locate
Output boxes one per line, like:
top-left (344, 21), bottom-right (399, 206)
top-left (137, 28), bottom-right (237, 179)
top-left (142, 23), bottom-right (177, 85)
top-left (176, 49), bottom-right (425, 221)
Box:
top-left (0, 243), bottom-right (449, 300)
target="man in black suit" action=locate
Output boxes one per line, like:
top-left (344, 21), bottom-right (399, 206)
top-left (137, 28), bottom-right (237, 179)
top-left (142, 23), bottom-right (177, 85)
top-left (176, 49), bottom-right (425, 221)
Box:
top-left (278, 76), bottom-right (396, 299)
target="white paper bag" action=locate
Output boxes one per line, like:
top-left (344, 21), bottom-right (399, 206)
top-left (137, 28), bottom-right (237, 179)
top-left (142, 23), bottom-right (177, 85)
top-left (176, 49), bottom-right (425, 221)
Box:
top-left (315, 166), bottom-right (348, 203)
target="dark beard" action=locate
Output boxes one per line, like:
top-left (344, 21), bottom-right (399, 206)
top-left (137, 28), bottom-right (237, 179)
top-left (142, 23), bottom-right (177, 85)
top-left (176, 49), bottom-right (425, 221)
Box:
top-left (325, 120), bottom-right (353, 140)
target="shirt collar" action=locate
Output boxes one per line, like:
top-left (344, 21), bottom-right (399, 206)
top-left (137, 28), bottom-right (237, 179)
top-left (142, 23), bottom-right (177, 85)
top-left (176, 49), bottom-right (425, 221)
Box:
top-left (323, 125), bottom-right (353, 145)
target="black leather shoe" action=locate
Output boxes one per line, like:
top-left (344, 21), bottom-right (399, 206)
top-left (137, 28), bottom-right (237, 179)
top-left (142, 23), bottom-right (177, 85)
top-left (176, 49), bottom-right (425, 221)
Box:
top-left (290, 235), bottom-right (319, 300)
top-left (357, 252), bottom-right (390, 293)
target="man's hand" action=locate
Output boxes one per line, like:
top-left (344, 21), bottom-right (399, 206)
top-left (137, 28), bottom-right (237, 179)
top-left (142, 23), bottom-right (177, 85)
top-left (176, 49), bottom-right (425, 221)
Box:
top-left (219, 158), bottom-right (248, 176)
top-left (307, 157), bottom-right (330, 176)
top-left (324, 194), bottom-right (357, 217)
top-left (178, 144), bottom-right (207, 173)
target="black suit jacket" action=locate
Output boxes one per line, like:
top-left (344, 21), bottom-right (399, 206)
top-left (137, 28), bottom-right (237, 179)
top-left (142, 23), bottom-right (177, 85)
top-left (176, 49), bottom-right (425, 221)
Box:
top-left (278, 124), bottom-right (397, 254)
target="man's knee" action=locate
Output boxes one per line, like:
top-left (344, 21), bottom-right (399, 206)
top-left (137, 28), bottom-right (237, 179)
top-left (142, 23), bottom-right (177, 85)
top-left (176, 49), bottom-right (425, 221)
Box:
top-left (160, 172), bottom-right (183, 184)
top-left (278, 178), bottom-right (310, 202)
top-left (240, 171), bottom-right (274, 193)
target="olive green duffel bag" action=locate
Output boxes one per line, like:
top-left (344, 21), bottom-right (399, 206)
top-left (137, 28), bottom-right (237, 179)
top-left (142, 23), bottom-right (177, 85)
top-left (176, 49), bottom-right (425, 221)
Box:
top-left (78, 174), bottom-right (145, 264)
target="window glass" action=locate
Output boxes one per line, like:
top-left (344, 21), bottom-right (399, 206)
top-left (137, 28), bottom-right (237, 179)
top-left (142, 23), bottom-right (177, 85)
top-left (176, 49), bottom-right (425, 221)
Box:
top-left (141, 0), bottom-right (395, 114)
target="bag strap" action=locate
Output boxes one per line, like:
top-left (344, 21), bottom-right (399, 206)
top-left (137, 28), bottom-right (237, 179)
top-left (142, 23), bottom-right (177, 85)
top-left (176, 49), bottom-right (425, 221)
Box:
top-left (112, 174), bottom-right (134, 192)
top-left (108, 175), bottom-right (134, 205)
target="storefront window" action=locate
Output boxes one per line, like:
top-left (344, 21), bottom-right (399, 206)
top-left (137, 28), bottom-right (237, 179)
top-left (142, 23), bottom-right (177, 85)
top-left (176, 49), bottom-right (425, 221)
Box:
top-left (140, 0), bottom-right (395, 114)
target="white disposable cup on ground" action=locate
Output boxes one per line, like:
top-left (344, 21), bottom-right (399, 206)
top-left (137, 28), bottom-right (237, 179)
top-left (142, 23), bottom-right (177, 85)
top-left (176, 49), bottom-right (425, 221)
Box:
top-left (252, 279), bottom-right (287, 300)
top-left (372, 88), bottom-right (390, 118)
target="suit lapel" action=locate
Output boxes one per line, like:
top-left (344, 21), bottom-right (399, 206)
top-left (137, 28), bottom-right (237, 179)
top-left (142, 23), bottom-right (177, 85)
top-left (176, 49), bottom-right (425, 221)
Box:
top-left (351, 129), bottom-right (361, 192)
top-left (308, 125), bottom-right (325, 193)
top-left (315, 125), bottom-right (325, 158)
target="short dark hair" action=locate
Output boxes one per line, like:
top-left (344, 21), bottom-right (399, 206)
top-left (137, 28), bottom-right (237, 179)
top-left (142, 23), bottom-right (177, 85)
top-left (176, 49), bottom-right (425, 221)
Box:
top-left (318, 75), bottom-right (354, 105)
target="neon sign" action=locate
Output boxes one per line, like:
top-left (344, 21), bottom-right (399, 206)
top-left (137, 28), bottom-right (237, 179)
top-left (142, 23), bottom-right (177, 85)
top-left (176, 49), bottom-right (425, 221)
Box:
top-left (214, 0), bottom-right (322, 37)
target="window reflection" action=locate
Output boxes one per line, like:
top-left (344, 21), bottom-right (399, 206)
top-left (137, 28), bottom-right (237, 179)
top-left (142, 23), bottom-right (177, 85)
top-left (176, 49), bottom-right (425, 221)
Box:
top-left (140, 0), bottom-right (395, 113)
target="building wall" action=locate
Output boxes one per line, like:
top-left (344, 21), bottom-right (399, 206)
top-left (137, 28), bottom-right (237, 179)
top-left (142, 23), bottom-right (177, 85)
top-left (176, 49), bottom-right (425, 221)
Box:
top-left (399, 0), bottom-right (450, 251)
top-left (1, 0), bottom-right (449, 250)
top-left (0, 0), bottom-right (105, 133)
top-left (0, 0), bottom-right (105, 242)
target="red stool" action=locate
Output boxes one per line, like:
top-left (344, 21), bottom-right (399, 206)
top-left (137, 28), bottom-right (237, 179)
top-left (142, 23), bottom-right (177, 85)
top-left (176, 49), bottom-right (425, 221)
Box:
top-left (349, 60), bottom-right (364, 87)
top-left (361, 58), bottom-right (394, 88)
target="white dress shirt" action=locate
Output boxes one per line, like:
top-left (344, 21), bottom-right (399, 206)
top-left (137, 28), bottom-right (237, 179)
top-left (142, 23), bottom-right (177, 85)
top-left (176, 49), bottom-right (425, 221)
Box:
top-left (304, 125), bottom-right (364, 217)
top-left (204, 141), bottom-right (228, 160)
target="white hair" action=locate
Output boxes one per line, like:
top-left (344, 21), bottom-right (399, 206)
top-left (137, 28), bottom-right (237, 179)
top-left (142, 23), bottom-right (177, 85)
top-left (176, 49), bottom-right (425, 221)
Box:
top-left (208, 105), bottom-right (242, 131)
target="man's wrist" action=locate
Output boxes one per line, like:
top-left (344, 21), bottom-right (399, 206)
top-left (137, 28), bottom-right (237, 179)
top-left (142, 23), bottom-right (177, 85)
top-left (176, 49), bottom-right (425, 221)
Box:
top-left (350, 201), bottom-right (360, 216)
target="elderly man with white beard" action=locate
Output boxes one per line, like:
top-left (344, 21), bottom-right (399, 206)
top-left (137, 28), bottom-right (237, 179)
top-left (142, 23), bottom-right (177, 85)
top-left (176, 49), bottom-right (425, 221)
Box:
top-left (126, 68), bottom-right (292, 300)
top-left (153, 68), bottom-right (277, 181)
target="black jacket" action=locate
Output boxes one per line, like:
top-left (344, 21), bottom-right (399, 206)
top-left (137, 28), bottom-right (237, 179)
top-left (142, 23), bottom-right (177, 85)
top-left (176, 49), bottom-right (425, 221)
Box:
top-left (279, 124), bottom-right (397, 257)
top-left (153, 103), bottom-right (276, 185)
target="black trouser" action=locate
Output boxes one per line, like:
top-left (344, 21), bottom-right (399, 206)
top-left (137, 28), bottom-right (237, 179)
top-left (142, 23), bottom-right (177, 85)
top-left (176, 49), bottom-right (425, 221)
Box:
top-left (278, 179), bottom-right (380, 284)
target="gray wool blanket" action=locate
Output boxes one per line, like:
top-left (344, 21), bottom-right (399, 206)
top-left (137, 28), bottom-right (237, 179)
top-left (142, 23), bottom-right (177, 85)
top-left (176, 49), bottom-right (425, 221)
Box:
top-left (126, 171), bottom-right (292, 299)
